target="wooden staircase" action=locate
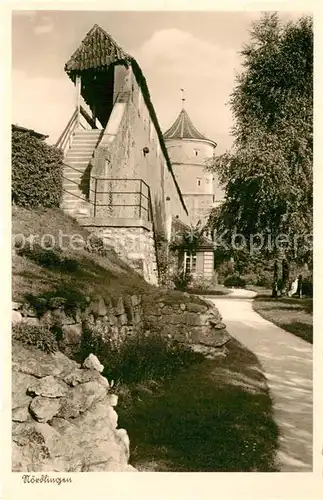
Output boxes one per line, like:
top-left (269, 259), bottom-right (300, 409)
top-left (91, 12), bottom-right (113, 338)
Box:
top-left (61, 129), bottom-right (102, 217)
top-left (56, 107), bottom-right (103, 218)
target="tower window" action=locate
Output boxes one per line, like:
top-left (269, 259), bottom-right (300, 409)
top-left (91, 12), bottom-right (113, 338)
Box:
top-left (197, 179), bottom-right (201, 186)
top-left (194, 149), bottom-right (199, 156)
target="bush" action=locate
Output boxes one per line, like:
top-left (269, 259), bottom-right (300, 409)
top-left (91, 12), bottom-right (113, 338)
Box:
top-left (241, 270), bottom-right (273, 288)
top-left (25, 287), bottom-right (88, 317)
top-left (12, 128), bottom-right (63, 208)
top-left (15, 241), bottom-right (79, 273)
top-left (12, 322), bottom-right (58, 354)
top-left (77, 322), bottom-right (203, 385)
top-left (301, 277), bottom-right (313, 297)
top-left (173, 270), bottom-right (192, 291)
top-left (224, 275), bottom-right (246, 288)
top-left (215, 260), bottom-right (235, 284)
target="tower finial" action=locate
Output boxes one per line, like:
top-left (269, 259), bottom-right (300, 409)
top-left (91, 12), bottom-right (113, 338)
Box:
top-left (180, 88), bottom-right (186, 108)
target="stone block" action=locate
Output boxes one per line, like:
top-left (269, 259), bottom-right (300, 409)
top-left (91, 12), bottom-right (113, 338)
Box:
top-left (118, 313), bottom-right (129, 326)
top-left (211, 322), bottom-right (227, 330)
top-left (62, 323), bottom-right (83, 345)
top-left (12, 342), bottom-right (80, 379)
top-left (12, 311), bottom-right (23, 325)
top-left (12, 406), bottom-right (30, 423)
top-left (29, 396), bottom-right (61, 423)
top-left (114, 297), bottom-right (125, 316)
top-left (168, 315), bottom-right (183, 325)
top-left (27, 375), bottom-right (68, 398)
top-left (131, 295), bottom-right (141, 307)
top-left (90, 296), bottom-right (108, 317)
top-left (182, 312), bottom-right (201, 326)
top-left (83, 354), bottom-right (104, 373)
top-left (186, 303), bottom-right (207, 313)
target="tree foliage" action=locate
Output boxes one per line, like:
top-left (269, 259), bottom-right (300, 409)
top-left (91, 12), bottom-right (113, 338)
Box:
top-left (207, 13), bottom-right (313, 263)
top-left (12, 129), bottom-right (63, 209)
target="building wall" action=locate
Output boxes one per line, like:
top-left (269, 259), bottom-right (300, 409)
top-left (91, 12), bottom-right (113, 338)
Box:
top-left (165, 137), bottom-right (217, 226)
top-left (91, 65), bottom-right (188, 237)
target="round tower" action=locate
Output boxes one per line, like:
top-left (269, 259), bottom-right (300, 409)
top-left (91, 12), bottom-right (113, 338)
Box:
top-left (164, 103), bottom-right (217, 226)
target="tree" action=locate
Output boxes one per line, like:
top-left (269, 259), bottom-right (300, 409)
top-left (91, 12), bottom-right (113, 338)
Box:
top-left (207, 13), bottom-right (313, 293)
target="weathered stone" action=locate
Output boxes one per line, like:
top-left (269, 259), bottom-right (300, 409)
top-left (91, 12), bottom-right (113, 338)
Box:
top-left (27, 375), bottom-right (68, 398)
top-left (199, 327), bottom-right (230, 348)
top-left (180, 303), bottom-right (186, 311)
top-left (62, 323), bottom-right (82, 345)
top-left (168, 315), bottom-right (183, 325)
top-left (29, 396), bottom-right (61, 423)
top-left (131, 295), bottom-right (141, 307)
top-left (83, 354), bottom-right (104, 373)
top-left (107, 394), bottom-right (118, 407)
top-left (133, 311), bottom-right (142, 325)
top-left (211, 322), bottom-right (227, 330)
top-left (90, 296), bottom-right (108, 317)
top-left (114, 297), bottom-right (125, 316)
top-left (24, 317), bottom-right (40, 327)
top-left (12, 343), bottom-right (80, 378)
top-left (182, 312), bottom-right (201, 326)
top-left (12, 310), bottom-right (22, 325)
top-left (118, 313), bottom-right (128, 326)
top-left (12, 406), bottom-right (31, 422)
top-left (186, 303), bottom-right (207, 313)
top-left (12, 371), bottom-right (37, 409)
top-left (12, 301), bottom-right (23, 311)
top-left (12, 346), bottom-right (134, 472)
top-left (63, 368), bottom-right (109, 388)
top-left (109, 315), bottom-right (118, 326)
top-left (107, 406), bottom-right (119, 428)
top-left (115, 428), bottom-right (130, 459)
top-left (56, 381), bottom-right (107, 419)
top-left (12, 421), bottom-right (65, 471)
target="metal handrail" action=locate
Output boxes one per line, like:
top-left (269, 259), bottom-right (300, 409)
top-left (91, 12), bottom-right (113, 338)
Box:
top-left (63, 177), bottom-right (152, 221)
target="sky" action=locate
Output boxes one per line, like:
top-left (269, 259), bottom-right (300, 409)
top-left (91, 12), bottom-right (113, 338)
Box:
top-left (12, 9), bottom-right (309, 154)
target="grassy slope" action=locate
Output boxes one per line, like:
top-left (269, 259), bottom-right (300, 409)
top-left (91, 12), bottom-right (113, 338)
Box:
top-left (12, 206), bottom-right (280, 471)
top-left (252, 289), bottom-right (313, 344)
top-left (117, 337), bottom-right (279, 472)
top-left (12, 206), bottom-right (153, 303)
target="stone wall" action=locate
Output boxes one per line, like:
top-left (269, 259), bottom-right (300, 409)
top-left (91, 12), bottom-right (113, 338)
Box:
top-left (80, 218), bottom-right (159, 286)
top-left (12, 344), bottom-right (136, 472)
top-left (142, 293), bottom-right (230, 357)
top-left (12, 291), bottom-right (230, 360)
top-left (12, 292), bottom-right (230, 471)
top-left (12, 294), bottom-right (144, 357)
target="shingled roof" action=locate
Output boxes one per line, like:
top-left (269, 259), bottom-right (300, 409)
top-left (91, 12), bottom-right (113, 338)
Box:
top-left (64, 24), bottom-right (188, 216)
top-left (65, 24), bottom-right (130, 76)
top-left (164, 108), bottom-right (217, 146)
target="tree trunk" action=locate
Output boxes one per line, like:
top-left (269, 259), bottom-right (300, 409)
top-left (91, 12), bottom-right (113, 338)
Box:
top-left (272, 260), bottom-right (278, 298)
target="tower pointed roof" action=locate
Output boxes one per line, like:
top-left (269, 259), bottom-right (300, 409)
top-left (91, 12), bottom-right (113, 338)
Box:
top-left (65, 24), bottom-right (130, 77)
top-left (164, 108), bottom-right (216, 146)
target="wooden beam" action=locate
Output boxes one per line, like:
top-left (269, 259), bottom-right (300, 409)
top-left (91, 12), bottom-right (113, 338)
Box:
top-left (75, 75), bottom-right (81, 126)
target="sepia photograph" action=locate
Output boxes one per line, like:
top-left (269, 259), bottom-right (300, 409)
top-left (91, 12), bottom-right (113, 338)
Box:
top-left (10, 7), bottom-right (313, 479)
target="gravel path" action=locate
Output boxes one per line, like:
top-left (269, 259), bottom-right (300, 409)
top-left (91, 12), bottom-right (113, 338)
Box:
top-left (206, 288), bottom-right (313, 472)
